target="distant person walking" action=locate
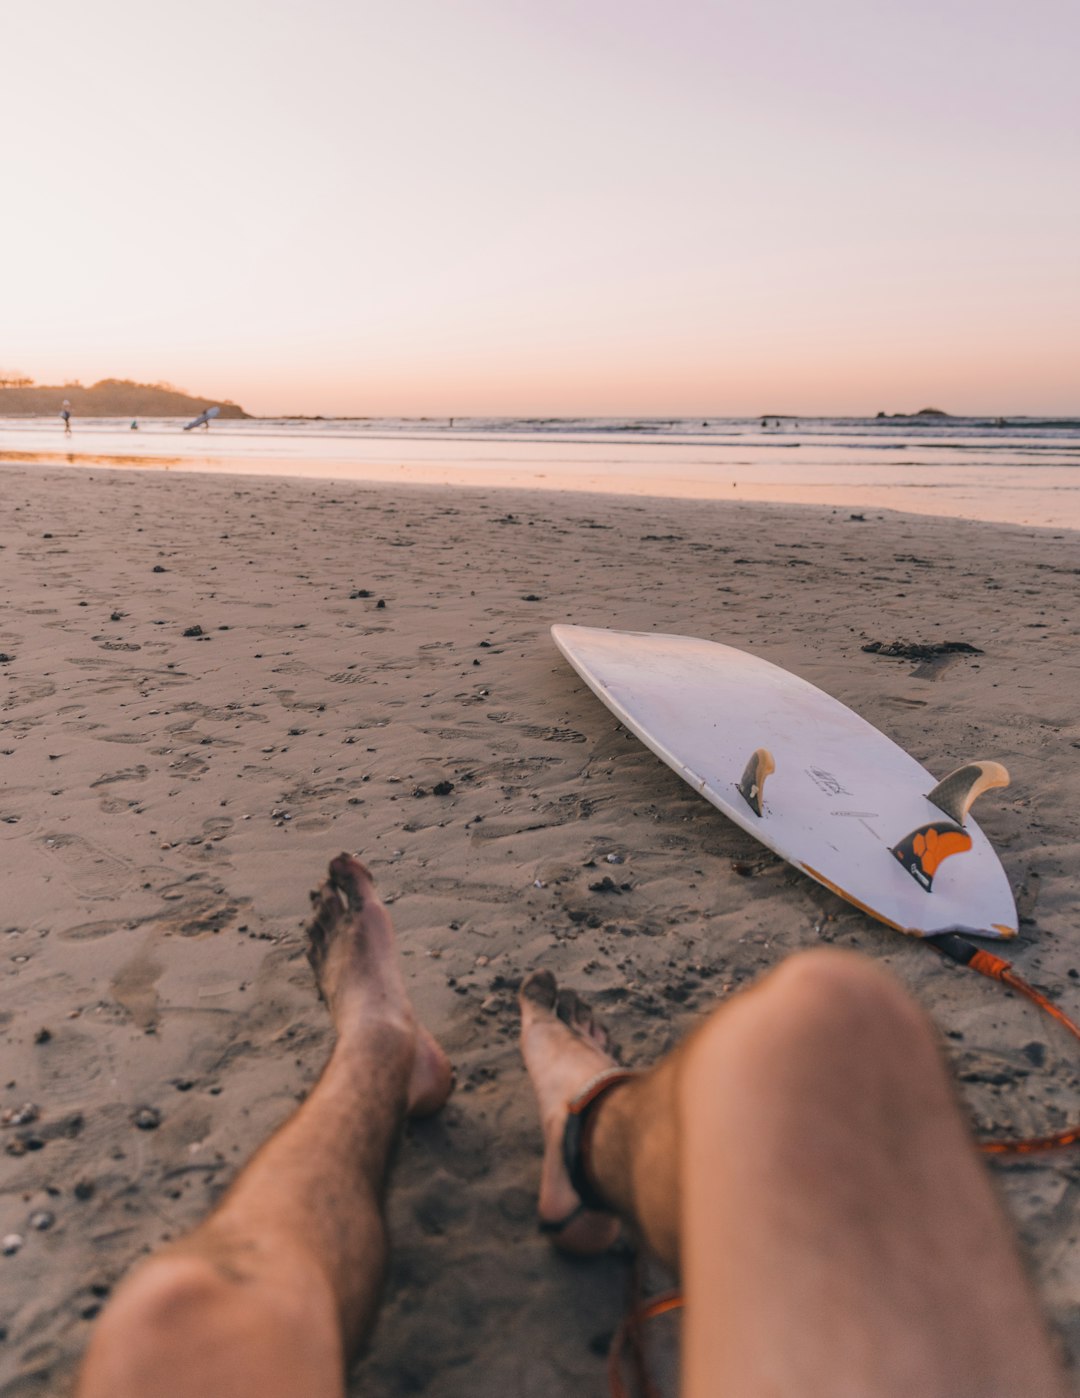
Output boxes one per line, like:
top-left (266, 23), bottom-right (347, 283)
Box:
top-left (60, 400), bottom-right (72, 435)
top-left (182, 406), bottom-right (220, 432)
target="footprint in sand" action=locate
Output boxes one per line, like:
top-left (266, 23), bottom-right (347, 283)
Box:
top-left (111, 941), bottom-right (163, 1030)
top-left (30, 1025), bottom-right (106, 1099)
top-left (151, 885), bottom-right (249, 937)
top-left (38, 832), bottom-right (133, 899)
top-left (164, 754), bottom-right (210, 778)
top-left (2, 680), bottom-right (57, 711)
top-left (89, 764), bottom-right (150, 789)
top-left (59, 917), bottom-right (133, 942)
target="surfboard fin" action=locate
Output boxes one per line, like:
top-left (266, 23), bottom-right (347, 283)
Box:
top-left (890, 821), bottom-right (973, 892)
top-left (737, 747), bottom-right (775, 817)
top-left (926, 761), bottom-right (1010, 826)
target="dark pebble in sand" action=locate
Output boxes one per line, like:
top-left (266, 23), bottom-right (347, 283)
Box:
top-left (133, 1107), bottom-right (161, 1131)
top-left (34, 1028), bottom-right (52, 1045)
top-left (183, 625), bottom-right (204, 637)
top-left (479, 640), bottom-right (492, 647)
top-left (848, 513), bottom-right (866, 521)
top-left (1022, 1041), bottom-right (1047, 1067)
top-left (588, 877), bottom-right (620, 894)
top-left (376, 599), bottom-right (386, 609)
top-left (412, 787), bottom-right (429, 798)
top-left (349, 589), bottom-right (372, 598)
top-left (433, 781), bottom-right (454, 796)
top-left (522, 594), bottom-right (542, 602)
top-left (81, 1304), bottom-right (102, 1321)
top-left (43, 533), bottom-right (53, 538)
top-left (959, 1066), bottom-right (1015, 1086)
top-left (74, 1180), bottom-right (95, 1201)
top-left (1, 1102), bottom-right (39, 1126)
top-left (0, 654), bottom-right (13, 664)
top-left (110, 611), bottom-right (125, 621)
top-left (152, 565), bottom-right (167, 573)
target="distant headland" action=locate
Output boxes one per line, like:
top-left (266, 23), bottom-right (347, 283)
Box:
top-left (0, 378), bottom-right (249, 418)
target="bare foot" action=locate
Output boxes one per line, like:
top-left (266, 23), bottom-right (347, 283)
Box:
top-left (307, 853), bottom-right (452, 1117)
top-left (519, 969), bottom-right (622, 1254)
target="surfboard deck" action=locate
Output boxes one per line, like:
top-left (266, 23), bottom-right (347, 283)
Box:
top-left (551, 625), bottom-right (1017, 940)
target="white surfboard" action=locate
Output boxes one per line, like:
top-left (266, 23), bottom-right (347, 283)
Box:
top-left (551, 625), bottom-right (1017, 940)
top-left (182, 405), bottom-right (220, 431)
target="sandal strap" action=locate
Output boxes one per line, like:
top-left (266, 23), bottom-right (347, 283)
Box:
top-left (562, 1068), bottom-right (638, 1213)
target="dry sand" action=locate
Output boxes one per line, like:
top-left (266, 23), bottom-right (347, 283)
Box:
top-left (1, 462), bottom-right (1079, 1396)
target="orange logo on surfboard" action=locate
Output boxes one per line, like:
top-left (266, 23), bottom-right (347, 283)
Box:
top-left (891, 822), bottom-right (972, 892)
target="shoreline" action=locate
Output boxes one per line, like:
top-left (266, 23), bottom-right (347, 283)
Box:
top-left (2, 463), bottom-right (1079, 1394)
top-left (4, 449), bottom-right (1080, 534)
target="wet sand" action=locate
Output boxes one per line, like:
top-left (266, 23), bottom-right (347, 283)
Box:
top-left (2, 462), bottom-right (1080, 1394)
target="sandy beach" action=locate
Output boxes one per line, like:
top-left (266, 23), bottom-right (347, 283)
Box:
top-left (3, 461), bottom-right (1080, 1396)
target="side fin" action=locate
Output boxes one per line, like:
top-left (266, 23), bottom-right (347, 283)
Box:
top-left (737, 747), bottom-right (775, 817)
top-left (927, 761), bottom-right (1010, 826)
top-left (891, 821), bottom-right (972, 892)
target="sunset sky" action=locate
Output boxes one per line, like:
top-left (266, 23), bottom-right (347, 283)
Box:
top-left (4, 0), bottom-right (1077, 418)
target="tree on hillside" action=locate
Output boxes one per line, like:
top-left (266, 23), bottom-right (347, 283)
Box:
top-left (0, 371), bottom-right (34, 388)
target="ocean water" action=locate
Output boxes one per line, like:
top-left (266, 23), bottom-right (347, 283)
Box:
top-left (2, 415), bottom-right (1079, 530)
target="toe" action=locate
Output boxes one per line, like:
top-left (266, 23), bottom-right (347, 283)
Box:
top-left (557, 987), bottom-right (596, 1030)
top-left (520, 969), bottom-right (558, 1011)
top-left (571, 996), bottom-right (594, 1035)
top-left (328, 852), bottom-right (373, 910)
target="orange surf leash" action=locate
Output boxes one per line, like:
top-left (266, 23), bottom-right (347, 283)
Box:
top-left (608, 1276), bottom-right (682, 1398)
top-left (927, 932), bottom-right (1080, 1153)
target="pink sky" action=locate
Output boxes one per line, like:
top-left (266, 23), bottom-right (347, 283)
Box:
top-left (4, 0), bottom-right (1077, 417)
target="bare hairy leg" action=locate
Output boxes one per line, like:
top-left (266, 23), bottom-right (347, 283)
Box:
top-left (78, 853), bottom-right (452, 1398)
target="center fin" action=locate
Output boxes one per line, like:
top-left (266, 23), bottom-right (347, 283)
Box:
top-left (891, 821), bottom-right (972, 892)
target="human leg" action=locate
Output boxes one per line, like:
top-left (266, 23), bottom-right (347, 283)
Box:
top-left (78, 854), bottom-right (452, 1398)
top-left (520, 949), bottom-right (1067, 1397)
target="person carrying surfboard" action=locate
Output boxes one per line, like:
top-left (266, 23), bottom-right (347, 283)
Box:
top-left (77, 854), bottom-right (1067, 1398)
